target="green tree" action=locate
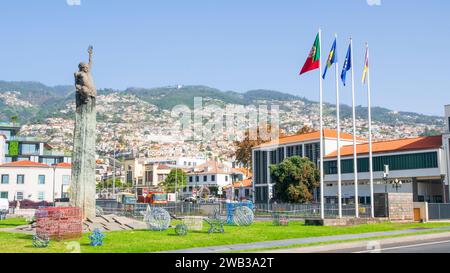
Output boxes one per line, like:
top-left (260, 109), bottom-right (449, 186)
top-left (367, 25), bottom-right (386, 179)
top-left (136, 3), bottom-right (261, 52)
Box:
top-left (161, 169), bottom-right (187, 193)
top-left (96, 178), bottom-right (131, 190)
top-left (270, 156), bottom-right (320, 203)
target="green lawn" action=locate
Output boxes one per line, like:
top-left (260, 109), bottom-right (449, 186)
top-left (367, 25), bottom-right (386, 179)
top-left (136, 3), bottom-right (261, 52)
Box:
top-left (1, 220), bottom-right (450, 253)
top-left (0, 218), bottom-right (29, 229)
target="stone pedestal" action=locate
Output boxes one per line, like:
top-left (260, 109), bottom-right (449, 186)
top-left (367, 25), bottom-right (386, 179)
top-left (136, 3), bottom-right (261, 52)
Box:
top-left (70, 95), bottom-right (97, 219)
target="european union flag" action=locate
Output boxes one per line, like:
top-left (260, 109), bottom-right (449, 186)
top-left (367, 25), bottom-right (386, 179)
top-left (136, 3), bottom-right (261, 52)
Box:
top-left (322, 38), bottom-right (338, 79)
top-left (341, 43), bottom-right (352, 86)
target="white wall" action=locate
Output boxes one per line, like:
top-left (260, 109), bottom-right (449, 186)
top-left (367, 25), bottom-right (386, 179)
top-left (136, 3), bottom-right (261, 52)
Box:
top-left (184, 173), bottom-right (231, 192)
top-left (0, 166), bottom-right (71, 202)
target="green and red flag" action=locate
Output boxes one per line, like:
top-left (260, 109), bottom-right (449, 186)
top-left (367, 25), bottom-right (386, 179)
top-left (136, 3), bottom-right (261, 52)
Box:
top-left (299, 33), bottom-right (321, 75)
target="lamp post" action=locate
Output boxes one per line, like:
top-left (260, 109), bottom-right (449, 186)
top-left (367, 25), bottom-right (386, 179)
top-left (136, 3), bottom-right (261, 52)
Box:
top-left (383, 165), bottom-right (390, 193)
top-left (52, 164), bottom-right (57, 206)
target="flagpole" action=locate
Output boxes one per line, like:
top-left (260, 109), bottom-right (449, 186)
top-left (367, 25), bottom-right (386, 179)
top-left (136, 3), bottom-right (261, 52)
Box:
top-left (334, 34), bottom-right (342, 219)
top-left (350, 38), bottom-right (359, 218)
top-left (319, 29), bottom-right (325, 220)
top-left (366, 43), bottom-right (375, 218)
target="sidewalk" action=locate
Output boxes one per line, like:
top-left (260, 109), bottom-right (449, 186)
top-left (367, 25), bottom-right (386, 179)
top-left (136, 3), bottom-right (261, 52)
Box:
top-left (161, 226), bottom-right (450, 253)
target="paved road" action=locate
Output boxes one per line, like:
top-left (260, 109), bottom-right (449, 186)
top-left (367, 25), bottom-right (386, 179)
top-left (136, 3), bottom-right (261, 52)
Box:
top-left (319, 234), bottom-right (450, 253)
top-left (355, 238), bottom-right (450, 253)
top-left (263, 232), bottom-right (450, 253)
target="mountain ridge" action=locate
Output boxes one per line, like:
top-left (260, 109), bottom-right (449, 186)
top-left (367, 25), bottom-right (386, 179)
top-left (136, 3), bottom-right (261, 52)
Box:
top-left (0, 81), bottom-right (443, 128)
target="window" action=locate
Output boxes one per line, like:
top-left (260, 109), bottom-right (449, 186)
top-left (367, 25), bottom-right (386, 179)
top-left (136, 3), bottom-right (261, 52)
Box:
top-left (211, 175), bottom-right (215, 182)
top-left (196, 176), bottom-right (199, 182)
top-left (0, 130), bottom-right (12, 139)
top-left (1, 175), bottom-right (9, 184)
top-left (448, 117), bottom-right (450, 132)
top-left (324, 152), bottom-right (439, 175)
top-left (0, 192), bottom-right (8, 199)
top-left (20, 143), bottom-right (39, 155)
top-left (189, 176), bottom-right (193, 183)
top-left (38, 175), bottom-right (45, 185)
top-left (203, 175), bottom-right (207, 182)
top-left (38, 192), bottom-right (45, 201)
top-left (17, 175), bottom-right (25, 185)
top-left (16, 192), bottom-right (24, 201)
top-left (62, 175), bottom-right (70, 185)
top-left (225, 176), bottom-right (228, 182)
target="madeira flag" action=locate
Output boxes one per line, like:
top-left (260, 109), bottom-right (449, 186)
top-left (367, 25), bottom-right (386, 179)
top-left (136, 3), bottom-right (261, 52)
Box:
top-left (322, 38), bottom-right (337, 79)
top-left (362, 46), bottom-right (369, 84)
top-left (299, 33), bottom-right (320, 75)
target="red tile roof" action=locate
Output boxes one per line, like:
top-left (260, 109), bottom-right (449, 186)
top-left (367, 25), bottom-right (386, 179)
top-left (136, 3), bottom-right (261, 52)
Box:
top-left (326, 135), bottom-right (443, 158)
top-left (254, 129), bottom-right (366, 149)
top-left (223, 178), bottom-right (253, 190)
top-left (55, 162), bottom-right (72, 168)
top-left (1, 160), bottom-right (49, 168)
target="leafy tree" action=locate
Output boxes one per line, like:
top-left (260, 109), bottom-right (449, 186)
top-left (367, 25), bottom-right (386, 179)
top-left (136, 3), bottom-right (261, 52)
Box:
top-left (161, 169), bottom-right (187, 193)
top-left (270, 156), bottom-right (320, 203)
top-left (10, 115), bottom-right (18, 125)
top-left (233, 125), bottom-right (273, 171)
top-left (96, 178), bottom-right (131, 190)
top-left (296, 125), bottom-right (314, 135)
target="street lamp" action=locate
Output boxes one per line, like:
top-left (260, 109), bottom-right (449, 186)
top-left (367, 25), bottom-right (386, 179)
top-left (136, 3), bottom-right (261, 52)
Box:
top-left (392, 179), bottom-right (403, 192)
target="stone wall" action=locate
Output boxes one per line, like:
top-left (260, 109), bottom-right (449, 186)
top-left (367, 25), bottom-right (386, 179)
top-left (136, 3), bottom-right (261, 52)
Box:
top-left (387, 193), bottom-right (414, 221)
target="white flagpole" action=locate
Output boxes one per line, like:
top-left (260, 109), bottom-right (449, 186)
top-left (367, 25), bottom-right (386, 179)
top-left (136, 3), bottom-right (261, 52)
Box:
top-left (319, 29), bottom-right (325, 220)
top-left (335, 34), bottom-right (342, 219)
top-left (350, 38), bottom-right (359, 218)
top-left (366, 43), bottom-right (375, 218)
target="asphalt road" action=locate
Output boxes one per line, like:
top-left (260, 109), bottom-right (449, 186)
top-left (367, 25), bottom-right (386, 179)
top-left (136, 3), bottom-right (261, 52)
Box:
top-left (325, 237), bottom-right (450, 253)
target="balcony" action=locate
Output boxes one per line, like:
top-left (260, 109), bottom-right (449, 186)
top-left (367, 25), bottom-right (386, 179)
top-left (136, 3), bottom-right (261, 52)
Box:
top-left (42, 150), bottom-right (72, 157)
top-left (8, 136), bottom-right (42, 142)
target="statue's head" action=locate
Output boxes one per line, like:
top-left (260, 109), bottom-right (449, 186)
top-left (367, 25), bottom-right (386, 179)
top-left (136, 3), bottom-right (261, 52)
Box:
top-left (78, 62), bottom-right (90, 73)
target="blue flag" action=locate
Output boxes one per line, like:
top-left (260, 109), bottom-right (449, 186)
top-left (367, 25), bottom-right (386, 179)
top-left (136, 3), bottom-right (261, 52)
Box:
top-left (322, 38), bottom-right (338, 79)
top-left (341, 43), bottom-right (352, 86)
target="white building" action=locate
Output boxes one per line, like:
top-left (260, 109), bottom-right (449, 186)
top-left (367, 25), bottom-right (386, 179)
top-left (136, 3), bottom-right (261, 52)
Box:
top-left (0, 161), bottom-right (72, 202)
top-left (183, 161), bottom-right (244, 197)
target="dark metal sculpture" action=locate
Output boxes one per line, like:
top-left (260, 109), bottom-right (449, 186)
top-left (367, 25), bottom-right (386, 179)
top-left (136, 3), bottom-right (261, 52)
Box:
top-left (204, 209), bottom-right (226, 234)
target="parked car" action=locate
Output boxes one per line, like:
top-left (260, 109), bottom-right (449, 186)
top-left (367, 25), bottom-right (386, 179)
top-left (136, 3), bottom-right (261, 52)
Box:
top-left (184, 196), bottom-right (198, 204)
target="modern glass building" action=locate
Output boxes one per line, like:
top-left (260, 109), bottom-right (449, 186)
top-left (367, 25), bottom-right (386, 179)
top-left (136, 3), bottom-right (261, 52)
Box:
top-left (323, 135), bottom-right (446, 204)
top-left (0, 122), bottom-right (71, 165)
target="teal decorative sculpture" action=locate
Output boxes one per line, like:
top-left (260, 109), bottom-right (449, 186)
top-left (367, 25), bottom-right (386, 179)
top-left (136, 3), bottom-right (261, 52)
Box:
top-left (32, 233), bottom-right (50, 248)
top-left (89, 228), bottom-right (105, 246)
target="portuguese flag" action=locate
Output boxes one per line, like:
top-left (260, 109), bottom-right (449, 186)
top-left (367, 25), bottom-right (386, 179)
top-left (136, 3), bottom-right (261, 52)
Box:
top-left (299, 33), bottom-right (321, 75)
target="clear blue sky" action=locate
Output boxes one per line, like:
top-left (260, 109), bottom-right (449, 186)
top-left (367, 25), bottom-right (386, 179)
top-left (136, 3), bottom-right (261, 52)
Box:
top-left (0, 0), bottom-right (448, 115)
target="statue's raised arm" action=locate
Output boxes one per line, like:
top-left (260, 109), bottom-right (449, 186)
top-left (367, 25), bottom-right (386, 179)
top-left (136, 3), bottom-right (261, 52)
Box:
top-left (88, 45), bottom-right (93, 69)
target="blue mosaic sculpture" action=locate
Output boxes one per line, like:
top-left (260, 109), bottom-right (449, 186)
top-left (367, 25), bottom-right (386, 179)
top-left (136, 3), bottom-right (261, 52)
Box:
top-left (226, 201), bottom-right (254, 225)
top-left (232, 206), bottom-right (254, 226)
top-left (32, 233), bottom-right (50, 248)
top-left (175, 224), bottom-right (188, 236)
top-left (89, 228), bottom-right (106, 246)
